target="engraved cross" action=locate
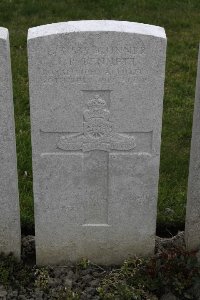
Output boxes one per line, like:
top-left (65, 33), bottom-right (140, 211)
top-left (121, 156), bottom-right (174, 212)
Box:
top-left (56, 94), bottom-right (136, 226)
top-left (41, 94), bottom-right (153, 226)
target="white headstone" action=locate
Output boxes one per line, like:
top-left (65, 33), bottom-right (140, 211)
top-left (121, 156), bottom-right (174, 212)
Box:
top-left (0, 27), bottom-right (21, 259)
top-left (28, 20), bottom-right (166, 265)
top-left (185, 46), bottom-right (200, 251)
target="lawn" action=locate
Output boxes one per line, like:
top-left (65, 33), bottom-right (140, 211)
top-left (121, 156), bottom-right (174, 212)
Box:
top-left (0, 0), bottom-right (199, 234)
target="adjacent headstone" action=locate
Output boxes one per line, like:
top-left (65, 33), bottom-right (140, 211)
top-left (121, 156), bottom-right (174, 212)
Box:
top-left (185, 45), bottom-right (200, 251)
top-left (0, 27), bottom-right (21, 259)
top-left (28, 20), bottom-right (167, 265)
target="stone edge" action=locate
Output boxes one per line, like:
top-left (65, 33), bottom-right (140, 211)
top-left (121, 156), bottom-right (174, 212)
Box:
top-left (0, 26), bottom-right (21, 260)
top-left (0, 27), bottom-right (8, 41)
top-left (28, 20), bottom-right (166, 40)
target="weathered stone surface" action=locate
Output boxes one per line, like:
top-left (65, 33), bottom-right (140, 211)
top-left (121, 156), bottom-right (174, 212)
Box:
top-left (185, 46), bottom-right (200, 251)
top-left (28, 20), bottom-right (166, 265)
top-left (0, 27), bottom-right (21, 259)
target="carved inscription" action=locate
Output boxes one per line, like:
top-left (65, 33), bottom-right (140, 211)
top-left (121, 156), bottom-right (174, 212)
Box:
top-left (70, 42), bottom-right (145, 55)
top-left (66, 37), bottom-right (145, 77)
top-left (57, 95), bottom-right (136, 152)
top-left (65, 55), bottom-right (141, 77)
top-left (48, 35), bottom-right (146, 83)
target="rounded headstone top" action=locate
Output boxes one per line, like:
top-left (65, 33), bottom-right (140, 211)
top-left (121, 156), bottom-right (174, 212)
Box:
top-left (0, 27), bottom-right (8, 41)
top-left (28, 20), bottom-right (166, 40)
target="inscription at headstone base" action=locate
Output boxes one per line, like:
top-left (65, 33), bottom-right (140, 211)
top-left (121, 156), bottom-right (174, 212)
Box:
top-left (0, 27), bottom-right (21, 259)
top-left (28, 20), bottom-right (167, 265)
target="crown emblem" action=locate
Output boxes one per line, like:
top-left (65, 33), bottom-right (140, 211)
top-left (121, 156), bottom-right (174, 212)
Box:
top-left (84, 95), bottom-right (110, 121)
top-left (87, 94), bottom-right (106, 109)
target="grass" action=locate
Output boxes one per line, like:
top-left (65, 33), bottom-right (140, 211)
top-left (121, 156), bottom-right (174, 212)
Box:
top-left (0, 0), bottom-right (199, 233)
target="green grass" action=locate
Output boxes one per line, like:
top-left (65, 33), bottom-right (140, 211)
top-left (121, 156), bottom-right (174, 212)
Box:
top-left (0, 0), bottom-right (199, 233)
